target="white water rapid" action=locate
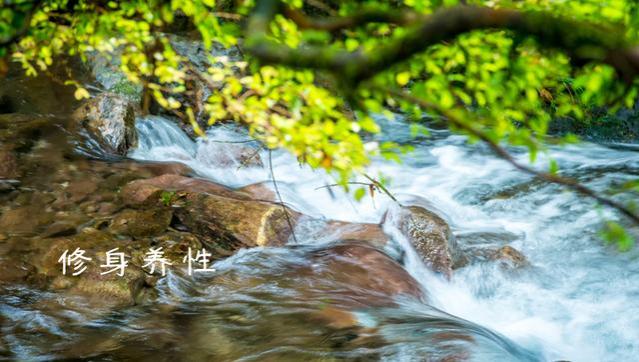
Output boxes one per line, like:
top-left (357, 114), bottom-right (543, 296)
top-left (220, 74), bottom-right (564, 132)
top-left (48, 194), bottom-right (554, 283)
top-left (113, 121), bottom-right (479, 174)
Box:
top-left (130, 115), bottom-right (639, 361)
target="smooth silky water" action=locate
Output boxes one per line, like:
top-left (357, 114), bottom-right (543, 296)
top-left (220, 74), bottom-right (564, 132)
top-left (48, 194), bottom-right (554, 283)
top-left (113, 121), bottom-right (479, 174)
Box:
top-left (2, 115), bottom-right (637, 361)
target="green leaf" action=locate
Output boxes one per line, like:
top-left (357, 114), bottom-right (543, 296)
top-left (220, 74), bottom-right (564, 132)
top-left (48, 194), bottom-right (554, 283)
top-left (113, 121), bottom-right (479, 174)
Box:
top-left (600, 221), bottom-right (635, 252)
top-left (354, 187), bottom-right (366, 201)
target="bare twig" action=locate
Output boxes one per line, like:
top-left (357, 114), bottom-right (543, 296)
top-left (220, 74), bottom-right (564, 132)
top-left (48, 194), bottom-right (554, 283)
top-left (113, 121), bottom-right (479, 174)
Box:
top-left (315, 182), bottom-right (372, 190)
top-left (268, 150), bottom-right (298, 243)
top-left (363, 173), bottom-right (400, 204)
top-left (315, 177), bottom-right (401, 204)
top-left (212, 12), bottom-right (243, 21)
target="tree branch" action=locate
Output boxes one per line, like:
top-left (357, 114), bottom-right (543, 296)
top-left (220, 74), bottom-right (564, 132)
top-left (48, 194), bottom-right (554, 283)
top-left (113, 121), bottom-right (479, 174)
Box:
top-left (283, 6), bottom-right (419, 32)
top-left (384, 86), bottom-right (639, 226)
top-left (246, 2), bottom-right (639, 85)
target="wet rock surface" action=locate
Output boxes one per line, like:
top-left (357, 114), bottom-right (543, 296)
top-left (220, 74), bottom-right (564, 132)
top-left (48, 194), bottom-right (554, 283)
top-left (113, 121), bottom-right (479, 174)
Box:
top-left (198, 141), bottom-right (264, 168)
top-left (0, 64), bottom-right (538, 361)
top-left (121, 174), bottom-right (300, 252)
top-left (461, 245), bottom-right (530, 270)
top-left (0, 63), bottom-right (81, 115)
top-left (109, 208), bottom-right (173, 238)
top-left (0, 146), bottom-right (19, 180)
top-left (388, 205), bottom-right (463, 278)
top-left (72, 94), bottom-right (138, 155)
top-left (237, 181), bottom-right (276, 201)
top-left (324, 220), bottom-right (389, 249)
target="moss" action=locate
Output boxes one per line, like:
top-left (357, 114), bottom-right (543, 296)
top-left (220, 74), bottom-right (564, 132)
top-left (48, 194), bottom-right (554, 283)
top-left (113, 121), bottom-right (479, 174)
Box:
top-left (109, 78), bottom-right (143, 103)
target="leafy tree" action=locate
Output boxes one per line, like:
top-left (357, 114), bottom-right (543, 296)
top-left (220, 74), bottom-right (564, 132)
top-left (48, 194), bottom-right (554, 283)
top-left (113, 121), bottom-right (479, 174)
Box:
top-left (2, 0), bottom-right (639, 248)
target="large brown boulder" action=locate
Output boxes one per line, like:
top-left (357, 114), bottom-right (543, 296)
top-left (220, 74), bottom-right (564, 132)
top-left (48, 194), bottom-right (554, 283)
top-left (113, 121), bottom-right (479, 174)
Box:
top-left (208, 240), bottom-right (425, 314)
top-left (0, 114), bottom-right (52, 147)
top-left (173, 192), bottom-right (299, 252)
top-left (121, 174), bottom-right (300, 253)
top-left (0, 60), bottom-right (81, 115)
top-left (387, 205), bottom-right (462, 278)
top-left (120, 174), bottom-right (242, 207)
top-left (72, 94), bottom-right (138, 155)
top-left (195, 240), bottom-right (425, 348)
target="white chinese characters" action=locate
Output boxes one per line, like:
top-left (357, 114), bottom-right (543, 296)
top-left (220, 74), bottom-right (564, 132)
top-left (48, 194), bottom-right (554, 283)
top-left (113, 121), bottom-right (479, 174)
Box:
top-left (100, 248), bottom-right (129, 276)
top-left (58, 248), bottom-right (92, 276)
top-left (57, 247), bottom-right (216, 277)
top-left (142, 247), bottom-right (173, 276)
top-left (183, 247), bottom-right (216, 275)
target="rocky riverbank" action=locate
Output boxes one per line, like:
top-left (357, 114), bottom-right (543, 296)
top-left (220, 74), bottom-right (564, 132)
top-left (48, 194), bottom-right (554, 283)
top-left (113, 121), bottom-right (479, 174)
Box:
top-left (0, 45), bottom-right (536, 360)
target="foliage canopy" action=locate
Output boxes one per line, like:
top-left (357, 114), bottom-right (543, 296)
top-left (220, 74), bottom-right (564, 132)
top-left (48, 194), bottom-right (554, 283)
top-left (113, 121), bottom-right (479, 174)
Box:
top-left (2, 0), bottom-right (639, 246)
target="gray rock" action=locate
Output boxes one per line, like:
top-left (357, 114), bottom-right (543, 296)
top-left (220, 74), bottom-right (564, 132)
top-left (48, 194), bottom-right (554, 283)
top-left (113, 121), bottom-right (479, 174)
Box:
top-left (72, 94), bottom-right (138, 155)
top-left (386, 205), bottom-right (463, 278)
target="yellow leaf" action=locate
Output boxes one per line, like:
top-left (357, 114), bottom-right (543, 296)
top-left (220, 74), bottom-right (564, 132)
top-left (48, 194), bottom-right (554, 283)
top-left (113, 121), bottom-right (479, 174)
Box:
top-left (396, 72), bottom-right (411, 87)
top-left (74, 88), bottom-right (90, 100)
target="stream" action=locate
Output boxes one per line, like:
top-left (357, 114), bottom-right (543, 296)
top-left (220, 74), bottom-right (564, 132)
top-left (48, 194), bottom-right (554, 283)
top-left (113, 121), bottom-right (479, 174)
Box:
top-left (132, 116), bottom-right (639, 361)
top-left (1, 113), bottom-right (638, 361)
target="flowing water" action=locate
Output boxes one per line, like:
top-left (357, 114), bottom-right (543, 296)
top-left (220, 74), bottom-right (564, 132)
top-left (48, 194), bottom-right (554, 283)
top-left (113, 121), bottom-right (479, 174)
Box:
top-left (131, 116), bottom-right (639, 361)
top-left (2, 114), bottom-right (638, 361)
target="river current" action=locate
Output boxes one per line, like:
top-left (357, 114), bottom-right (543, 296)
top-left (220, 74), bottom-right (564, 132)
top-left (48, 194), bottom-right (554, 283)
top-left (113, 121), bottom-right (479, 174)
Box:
top-left (1, 114), bottom-right (637, 361)
top-left (130, 116), bottom-right (639, 361)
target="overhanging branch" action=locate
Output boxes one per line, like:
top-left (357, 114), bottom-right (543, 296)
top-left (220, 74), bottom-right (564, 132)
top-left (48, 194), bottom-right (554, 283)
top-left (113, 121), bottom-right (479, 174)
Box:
top-left (283, 6), bottom-right (419, 32)
top-left (384, 86), bottom-right (639, 226)
top-left (246, 2), bottom-right (639, 84)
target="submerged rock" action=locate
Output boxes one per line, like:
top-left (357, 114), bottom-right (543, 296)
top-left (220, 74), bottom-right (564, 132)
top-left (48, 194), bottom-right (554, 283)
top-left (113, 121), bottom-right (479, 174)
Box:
top-left (35, 229), bottom-right (152, 307)
top-left (72, 94), bottom-right (138, 155)
top-left (237, 182), bottom-right (276, 201)
top-left (109, 208), bottom-right (173, 238)
top-left (324, 221), bottom-right (389, 249)
top-left (0, 113), bottom-right (52, 147)
top-left (210, 240), bottom-right (425, 312)
top-left (490, 245), bottom-right (529, 268)
top-left (42, 221), bottom-right (81, 238)
top-left (461, 245), bottom-right (529, 270)
top-left (0, 204), bottom-right (55, 235)
top-left (66, 178), bottom-right (99, 203)
top-left (0, 259), bottom-right (39, 285)
top-left (310, 241), bottom-right (426, 306)
top-left (197, 141), bottom-right (263, 168)
top-left (387, 205), bottom-right (462, 278)
top-left (0, 146), bottom-right (18, 179)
